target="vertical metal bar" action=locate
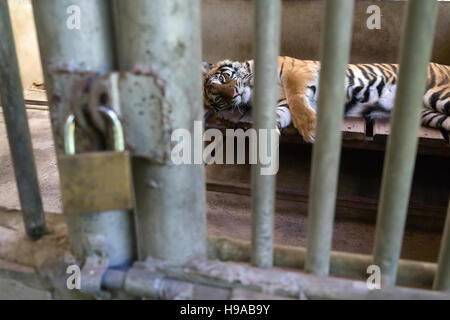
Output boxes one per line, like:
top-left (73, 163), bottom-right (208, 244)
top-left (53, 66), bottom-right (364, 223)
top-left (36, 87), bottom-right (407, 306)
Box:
top-left (33, 0), bottom-right (135, 267)
top-left (0, 0), bottom-right (46, 240)
top-left (305, 0), bottom-right (355, 276)
top-left (373, 0), bottom-right (438, 286)
top-left (433, 197), bottom-right (450, 292)
top-left (112, 0), bottom-right (207, 264)
top-left (251, 0), bottom-right (281, 268)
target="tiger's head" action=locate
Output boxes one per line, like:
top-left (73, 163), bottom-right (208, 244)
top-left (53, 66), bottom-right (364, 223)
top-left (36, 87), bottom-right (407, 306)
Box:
top-left (202, 59), bottom-right (254, 115)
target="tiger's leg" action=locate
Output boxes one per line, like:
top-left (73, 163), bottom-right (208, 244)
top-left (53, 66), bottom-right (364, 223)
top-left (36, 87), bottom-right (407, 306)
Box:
top-left (285, 93), bottom-right (316, 142)
top-left (281, 65), bottom-right (318, 142)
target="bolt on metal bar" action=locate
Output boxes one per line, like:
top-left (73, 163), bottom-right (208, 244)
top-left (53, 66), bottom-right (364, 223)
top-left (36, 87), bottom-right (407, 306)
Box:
top-left (112, 0), bottom-right (207, 264)
top-left (373, 0), bottom-right (438, 286)
top-left (251, 0), bottom-right (281, 269)
top-left (32, 0), bottom-right (135, 267)
top-left (0, 0), bottom-right (46, 240)
top-left (433, 196), bottom-right (450, 292)
top-left (305, 0), bottom-right (355, 276)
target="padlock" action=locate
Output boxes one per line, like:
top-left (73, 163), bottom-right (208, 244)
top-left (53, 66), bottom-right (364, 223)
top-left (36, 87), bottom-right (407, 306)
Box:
top-left (58, 106), bottom-right (133, 215)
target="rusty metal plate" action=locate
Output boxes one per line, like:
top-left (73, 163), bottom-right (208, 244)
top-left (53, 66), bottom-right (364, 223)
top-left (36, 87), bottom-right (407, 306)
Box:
top-left (117, 73), bottom-right (173, 164)
top-left (58, 151), bottom-right (133, 215)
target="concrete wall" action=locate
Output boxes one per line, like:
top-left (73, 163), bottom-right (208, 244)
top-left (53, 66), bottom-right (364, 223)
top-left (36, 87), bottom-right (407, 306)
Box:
top-left (6, 0), bottom-right (450, 89)
top-left (8, 0), bottom-right (44, 90)
top-left (202, 0), bottom-right (450, 65)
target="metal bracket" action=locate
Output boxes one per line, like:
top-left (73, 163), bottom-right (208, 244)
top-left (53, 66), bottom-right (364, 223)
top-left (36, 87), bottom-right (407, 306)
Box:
top-left (50, 69), bottom-right (174, 164)
top-left (115, 71), bottom-right (173, 164)
top-left (79, 236), bottom-right (110, 298)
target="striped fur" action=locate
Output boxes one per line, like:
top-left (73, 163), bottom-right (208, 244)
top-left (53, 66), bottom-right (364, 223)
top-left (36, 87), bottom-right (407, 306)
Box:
top-left (203, 56), bottom-right (450, 143)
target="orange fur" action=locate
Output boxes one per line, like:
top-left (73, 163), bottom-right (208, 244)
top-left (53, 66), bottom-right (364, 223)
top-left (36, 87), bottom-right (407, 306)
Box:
top-left (278, 57), bottom-right (320, 142)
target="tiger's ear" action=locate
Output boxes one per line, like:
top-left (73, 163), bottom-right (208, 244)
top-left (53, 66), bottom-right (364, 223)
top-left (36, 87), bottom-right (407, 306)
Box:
top-left (202, 61), bottom-right (213, 75)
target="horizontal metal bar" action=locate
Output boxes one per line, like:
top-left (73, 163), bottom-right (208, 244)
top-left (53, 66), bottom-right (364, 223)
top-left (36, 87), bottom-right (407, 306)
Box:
top-left (251, 0), bottom-right (281, 269)
top-left (102, 269), bottom-right (126, 291)
top-left (101, 258), bottom-right (450, 300)
top-left (433, 197), bottom-right (450, 292)
top-left (373, 0), bottom-right (438, 286)
top-left (306, 0), bottom-right (355, 276)
top-left (0, 0), bottom-right (46, 240)
top-left (104, 266), bottom-right (288, 300)
top-left (207, 236), bottom-right (436, 290)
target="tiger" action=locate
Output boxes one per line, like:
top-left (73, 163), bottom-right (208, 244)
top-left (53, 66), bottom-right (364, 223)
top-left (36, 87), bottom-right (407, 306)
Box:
top-left (202, 56), bottom-right (450, 143)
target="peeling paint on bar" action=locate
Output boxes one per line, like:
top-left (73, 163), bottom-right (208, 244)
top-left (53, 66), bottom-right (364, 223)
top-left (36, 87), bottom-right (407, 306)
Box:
top-left (104, 258), bottom-right (450, 300)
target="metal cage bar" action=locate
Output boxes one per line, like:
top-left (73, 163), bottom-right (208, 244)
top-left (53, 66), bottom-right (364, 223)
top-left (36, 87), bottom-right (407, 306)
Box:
top-left (305, 0), bottom-right (355, 276)
top-left (433, 197), bottom-right (450, 291)
top-left (373, 0), bottom-right (438, 286)
top-left (32, 0), bottom-right (135, 267)
top-left (0, 0), bottom-right (46, 240)
top-left (112, 0), bottom-right (207, 264)
top-left (251, 0), bottom-right (281, 269)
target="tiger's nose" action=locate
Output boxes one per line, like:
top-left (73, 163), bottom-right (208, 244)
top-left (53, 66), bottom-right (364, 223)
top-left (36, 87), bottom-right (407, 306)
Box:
top-left (223, 86), bottom-right (235, 101)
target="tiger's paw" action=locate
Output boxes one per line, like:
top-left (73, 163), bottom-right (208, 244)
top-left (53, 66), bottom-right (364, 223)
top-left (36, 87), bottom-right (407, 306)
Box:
top-left (302, 132), bottom-right (315, 143)
top-left (299, 125), bottom-right (316, 143)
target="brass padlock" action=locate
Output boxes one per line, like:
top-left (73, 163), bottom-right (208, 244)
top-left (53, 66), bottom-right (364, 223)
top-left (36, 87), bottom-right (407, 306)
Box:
top-left (58, 106), bottom-right (133, 215)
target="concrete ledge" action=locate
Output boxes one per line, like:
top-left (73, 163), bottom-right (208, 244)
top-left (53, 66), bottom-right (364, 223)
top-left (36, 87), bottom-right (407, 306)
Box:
top-left (0, 208), bottom-right (85, 299)
top-left (0, 278), bottom-right (51, 300)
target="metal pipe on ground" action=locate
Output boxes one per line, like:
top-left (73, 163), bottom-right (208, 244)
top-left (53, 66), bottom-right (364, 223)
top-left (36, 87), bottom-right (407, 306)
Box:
top-left (112, 0), bottom-right (207, 264)
top-left (305, 0), bottom-right (355, 276)
top-left (32, 0), bottom-right (135, 267)
top-left (251, 0), bottom-right (281, 269)
top-left (0, 0), bottom-right (46, 240)
top-left (207, 236), bottom-right (436, 290)
top-left (373, 0), bottom-right (438, 286)
top-left (100, 258), bottom-right (450, 300)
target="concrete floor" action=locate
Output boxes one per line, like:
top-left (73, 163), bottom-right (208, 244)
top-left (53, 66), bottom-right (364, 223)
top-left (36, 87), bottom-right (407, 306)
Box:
top-left (0, 109), bottom-right (60, 213)
top-left (0, 108), bottom-right (443, 263)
